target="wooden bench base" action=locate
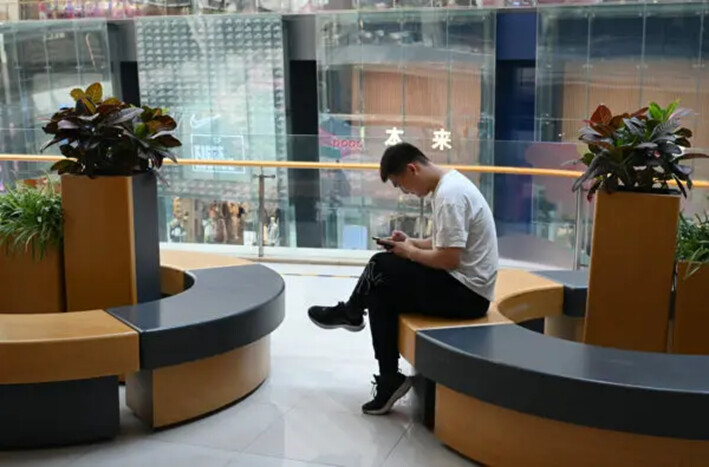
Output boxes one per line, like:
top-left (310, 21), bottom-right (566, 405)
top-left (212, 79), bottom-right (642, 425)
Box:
top-left (436, 384), bottom-right (709, 466)
top-left (126, 336), bottom-right (270, 428)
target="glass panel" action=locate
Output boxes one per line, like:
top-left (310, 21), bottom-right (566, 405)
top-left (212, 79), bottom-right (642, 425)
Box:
top-left (642, 4), bottom-right (701, 126)
top-left (316, 9), bottom-right (495, 249)
top-left (0, 20), bottom-right (111, 155)
top-left (2, 137), bottom-right (708, 267)
top-left (587, 5), bottom-right (643, 120)
top-left (136, 15), bottom-right (290, 244)
top-left (535, 6), bottom-right (590, 142)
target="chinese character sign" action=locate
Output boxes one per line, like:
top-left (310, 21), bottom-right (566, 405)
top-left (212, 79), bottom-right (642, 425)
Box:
top-left (432, 129), bottom-right (452, 151)
top-left (384, 127), bottom-right (404, 146)
top-left (381, 127), bottom-right (454, 151)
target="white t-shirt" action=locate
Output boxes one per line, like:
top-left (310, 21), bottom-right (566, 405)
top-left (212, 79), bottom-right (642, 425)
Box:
top-left (431, 170), bottom-right (499, 301)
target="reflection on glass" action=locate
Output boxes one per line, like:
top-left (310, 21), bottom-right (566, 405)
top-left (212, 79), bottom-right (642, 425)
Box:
top-left (1, 138), bottom-right (707, 268)
top-left (316, 9), bottom-right (495, 249)
top-left (536, 2), bottom-right (709, 223)
top-left (136, 15), bottom-right (290, 243)
top-left (0, 20), bottom-right (112, 156)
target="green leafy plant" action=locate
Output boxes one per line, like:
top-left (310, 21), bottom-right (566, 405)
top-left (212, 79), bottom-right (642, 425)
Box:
top-left (0, 180), bottom-right (63, 260)
top-left (572, 101), bottom-right (709, 200)
top-left (42, 82), bottom-right (181, 177)
top-left (677, 212), bottom-right (709, 278)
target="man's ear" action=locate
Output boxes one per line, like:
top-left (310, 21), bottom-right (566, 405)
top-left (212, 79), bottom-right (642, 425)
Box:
top-left (407, 163), bottom-right (418, 175)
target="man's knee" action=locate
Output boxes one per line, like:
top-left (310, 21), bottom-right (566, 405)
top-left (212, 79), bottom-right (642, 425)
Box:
top-left (368, 251), bottom-right (406, 275)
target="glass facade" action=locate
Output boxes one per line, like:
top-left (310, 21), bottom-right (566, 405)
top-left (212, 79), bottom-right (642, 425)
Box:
top-left (135, 14), bottom-right (291, 247)
top-left (536, 3), bottom-right (709, 219)
top-left (316, 9), bottom-right (495, 248)
top-left (0, 19), bottom-right (111, 189)
top-left (0, 3), bottom-right (707, 266)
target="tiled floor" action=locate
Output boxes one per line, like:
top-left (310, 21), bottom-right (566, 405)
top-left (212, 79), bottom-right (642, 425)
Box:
top-left (0, 263), bottom-right (479, 467)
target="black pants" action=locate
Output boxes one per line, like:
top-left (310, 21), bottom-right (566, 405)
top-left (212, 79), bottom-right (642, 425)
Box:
top-left (348, 252), bottom-right (490, 375)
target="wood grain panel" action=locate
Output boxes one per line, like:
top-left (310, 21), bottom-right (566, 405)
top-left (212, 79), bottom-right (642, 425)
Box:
top-left (126, 336), bottom-right (270, 428)
top-left (160, 250), bottom-right (252, 270)
top-left (398, 309), bottom-right (508, 365)
top-left (584, 191), bottom-right (679, 352)
top-left (399, 270), bottom-right (563, 365)
top-left (0, 244), bottom-right (65, 313)
top-left (62, 175), bottom-right (137, 311)
top-left (672, 262), bottom-right (709, 355)
top-left (160, 266), bottom-right (186, 296)
top-left (435, 384), bottom-right (709, 467)
top-left (0, 310), bottom-right (139, 384)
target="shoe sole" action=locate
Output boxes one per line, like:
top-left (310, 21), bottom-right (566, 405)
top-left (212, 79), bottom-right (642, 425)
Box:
top-left (308, 315), bottom-right (365, 333)
top-left (362, 377), bottom-right (414, 416)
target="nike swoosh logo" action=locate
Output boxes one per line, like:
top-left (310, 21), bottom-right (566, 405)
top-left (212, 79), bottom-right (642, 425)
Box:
top-left (190, 114), bottom-right (220, 129)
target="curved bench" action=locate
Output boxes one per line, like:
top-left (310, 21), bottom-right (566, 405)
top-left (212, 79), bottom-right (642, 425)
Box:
top-left (402, 269), bottom-right (709, 465)
top-left (0, 311), bottom-right (139, 448)
top-left (107, 250), bottom-right (285, 428)
top-left (0, 250), bottom-right (285, 447)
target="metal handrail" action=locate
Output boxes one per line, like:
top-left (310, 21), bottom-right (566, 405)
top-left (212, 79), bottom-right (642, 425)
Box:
top-left (2, 154), bottom-right (709, 188)
top-left (3, 153), bottom-right (708, 267)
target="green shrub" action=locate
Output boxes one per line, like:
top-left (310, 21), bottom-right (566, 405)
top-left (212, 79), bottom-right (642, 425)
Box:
top-left (0, 181), bottom-right (63, 260)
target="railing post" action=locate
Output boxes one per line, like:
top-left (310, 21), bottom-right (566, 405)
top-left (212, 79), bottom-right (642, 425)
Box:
top-left (254, 169), bottom-right (275, 259)
top-left (572, 188), bottom-right (584, 270)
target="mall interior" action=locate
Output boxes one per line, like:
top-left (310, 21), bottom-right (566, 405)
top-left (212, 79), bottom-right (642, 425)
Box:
top-left (2, 0), bottom-right (709, 466)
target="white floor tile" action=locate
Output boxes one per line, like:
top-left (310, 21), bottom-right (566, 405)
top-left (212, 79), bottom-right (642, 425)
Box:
top-left (149, 401), bottom-right (285, 452)
top-left (226, 452), bottom-right (338, 467)
top-left (381, 424), bottom-right (480, 467)
top-left (71, 438), bottom-right (233, 467)
top-left (245, 408), bottom-right (410, 467)
top-left (0, 445), bottom-right (87, 467)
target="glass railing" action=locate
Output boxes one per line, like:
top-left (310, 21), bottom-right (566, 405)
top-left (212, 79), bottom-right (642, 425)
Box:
top-left (2, 134), bottom-right (708, 269)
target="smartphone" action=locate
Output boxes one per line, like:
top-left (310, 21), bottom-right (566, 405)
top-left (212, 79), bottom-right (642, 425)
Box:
top-left (372, 236), bottom-right (394, 250)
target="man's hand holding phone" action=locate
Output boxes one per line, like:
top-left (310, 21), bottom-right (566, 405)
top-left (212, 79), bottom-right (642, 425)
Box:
top-left (373, 230), bottom-right (416, 260)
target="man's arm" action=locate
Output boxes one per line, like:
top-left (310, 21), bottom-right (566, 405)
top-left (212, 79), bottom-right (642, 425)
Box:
top-left (406, 245), bottom-right (461, 270)
top-left (409, 237), bottom-right (432, 250)
top-left (382, 238), bottom-right (462, 271)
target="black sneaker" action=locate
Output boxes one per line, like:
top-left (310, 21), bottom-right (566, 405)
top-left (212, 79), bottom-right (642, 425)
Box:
top-left (362, 373), bottom-right (412, 416)
top-left (308, 302), bottom-right (365, 332)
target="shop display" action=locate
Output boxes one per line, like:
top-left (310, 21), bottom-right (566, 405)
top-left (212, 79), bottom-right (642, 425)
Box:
top-left (135, 14), bottom-right (290, 245)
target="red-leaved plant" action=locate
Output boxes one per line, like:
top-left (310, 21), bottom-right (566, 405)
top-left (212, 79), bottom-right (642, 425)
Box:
top-left (572, 101), bottom-right (708, 200)
top-left (42, 82), bottom-right (180, 178)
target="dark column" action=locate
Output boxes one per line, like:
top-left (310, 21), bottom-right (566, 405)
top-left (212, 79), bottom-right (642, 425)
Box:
top-left (494, 12), bottom-right (537, 237)
top-left (285, 16), bottom-right (322, 248)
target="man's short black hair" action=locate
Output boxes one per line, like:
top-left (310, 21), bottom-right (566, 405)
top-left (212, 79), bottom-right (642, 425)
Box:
top-left (379, 142), bottom-right (430, 182)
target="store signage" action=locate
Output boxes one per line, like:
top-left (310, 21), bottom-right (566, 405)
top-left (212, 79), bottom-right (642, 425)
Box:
top-left (383, 127), bottom-right (454, 151)
top-left (191, 134), bottom-right (245, 175)
top-left (431, 128), bottom-right (452, 151)
top-left (384, 127), bottom-right (404, 147)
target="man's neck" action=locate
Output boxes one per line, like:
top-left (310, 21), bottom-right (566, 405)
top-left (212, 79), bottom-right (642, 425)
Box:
top-left (425, 164), bottom-right (450, 195)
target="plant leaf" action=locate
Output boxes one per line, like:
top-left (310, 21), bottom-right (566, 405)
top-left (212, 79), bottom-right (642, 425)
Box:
top-left (590, 105), bottom-right (613, 124)
top-left (70, 88), bottom-right (85, 101)
top-left (85, 83), bottom-right (103, 103)
top-left (50, 159), bottom-right (79, 174)
top-left (676, 152), bottom-right (709, 162)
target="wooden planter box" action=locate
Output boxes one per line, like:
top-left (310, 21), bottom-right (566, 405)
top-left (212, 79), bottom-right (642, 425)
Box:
top-left (61, 173), bottom-right (161, 311)
top-left (0, 244), bottom-right (65, 313)
top-left (672, 261), bottom-right (709, 355)
top-left (583, 190), bottom-right (679, 352)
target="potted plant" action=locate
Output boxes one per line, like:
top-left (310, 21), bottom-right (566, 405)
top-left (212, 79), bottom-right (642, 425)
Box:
top-left (0, 180), bottom-right (65, 313)
top-left (672, 213), bottom-right (709, 354)
top-left (42, 82), bottom-right (181, 310)
top-left (573, 101), bottom-right (708, 352)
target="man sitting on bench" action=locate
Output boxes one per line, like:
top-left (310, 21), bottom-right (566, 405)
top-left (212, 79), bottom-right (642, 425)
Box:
top-left (309, 142), bottom-right (499, 415)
